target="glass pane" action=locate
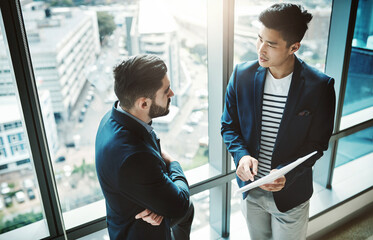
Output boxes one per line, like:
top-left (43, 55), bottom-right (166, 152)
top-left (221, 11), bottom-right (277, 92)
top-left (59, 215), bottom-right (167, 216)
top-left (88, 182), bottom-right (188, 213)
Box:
top-left (340, 0), bottom-right (373, 128)
top-left (0, 11), bottom-right (48, 239)
top-left (230, 179), bottom-right (249, 239)
top-left (152, 0), bottom-right (209, 176)
top-left (332, 126), bottom-right (373, 188)
top-left (20, 0), bottom-right (209, 228)
top-left (190, 187), bottom-right (226, 239)
top-left (234, 1), bottom-right (332, 72)
top-left (334, 127), bottom-right (373, 168)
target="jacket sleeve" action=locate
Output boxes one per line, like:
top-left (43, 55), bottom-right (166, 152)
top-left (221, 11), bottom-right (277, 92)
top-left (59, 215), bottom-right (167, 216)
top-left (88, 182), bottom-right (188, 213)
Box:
top-left (118, 152), bottom-right (190, 219)
top-left (221, 66), bottom-right (251, 167)
top-left (279, 77), bottom-right (336, 189)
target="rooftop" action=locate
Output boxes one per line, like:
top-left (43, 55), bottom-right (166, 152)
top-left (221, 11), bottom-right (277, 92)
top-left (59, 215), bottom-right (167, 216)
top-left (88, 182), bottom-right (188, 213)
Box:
top-left (0, 96), bottom-right (21, 124)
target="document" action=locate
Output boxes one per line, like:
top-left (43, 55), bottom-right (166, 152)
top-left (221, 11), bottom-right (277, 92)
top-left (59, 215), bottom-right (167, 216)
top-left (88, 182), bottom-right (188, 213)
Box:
top-left (234, 151), bottom-right (317, 196)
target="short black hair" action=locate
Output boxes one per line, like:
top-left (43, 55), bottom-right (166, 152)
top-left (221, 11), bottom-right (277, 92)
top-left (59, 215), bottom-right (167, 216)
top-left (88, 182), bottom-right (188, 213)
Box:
top-left (259, 3), bottom-right (313, 47)
top-left (113, 54), bottom-right (167, 109)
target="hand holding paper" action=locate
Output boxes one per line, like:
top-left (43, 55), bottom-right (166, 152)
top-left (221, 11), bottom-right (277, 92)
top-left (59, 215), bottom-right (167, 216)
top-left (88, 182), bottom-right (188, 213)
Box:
top-left (234, 151), bottom-right (317, 197)
top-left (259, 169), bottom-right (286, 192)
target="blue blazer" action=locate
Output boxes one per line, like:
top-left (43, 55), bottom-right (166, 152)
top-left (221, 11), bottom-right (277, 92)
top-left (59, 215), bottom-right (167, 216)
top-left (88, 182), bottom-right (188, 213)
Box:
top-left (221, 56), bottom-right (335, 212)
top-left (95, 102), bottom-right (190, 239)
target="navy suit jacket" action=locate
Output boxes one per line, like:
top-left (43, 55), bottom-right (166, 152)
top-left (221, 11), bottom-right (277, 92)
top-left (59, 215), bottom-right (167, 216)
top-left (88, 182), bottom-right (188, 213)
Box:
top-left (221, 56), bottom-right (335, 212)
top-left (95, 102), bottom-right (190, 239)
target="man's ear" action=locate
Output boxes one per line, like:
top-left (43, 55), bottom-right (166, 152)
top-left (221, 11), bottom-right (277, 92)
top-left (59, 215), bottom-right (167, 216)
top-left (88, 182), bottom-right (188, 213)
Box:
top-left (290, 42), bottom-right (301, 54)
top-left (136, 97), bottom-right (151, 110)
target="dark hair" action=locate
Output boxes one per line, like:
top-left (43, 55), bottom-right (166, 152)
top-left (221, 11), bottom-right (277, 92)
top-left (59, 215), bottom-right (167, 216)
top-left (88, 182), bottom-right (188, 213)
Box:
top-left (113, 54), bottom-right (167, 109)
top-left (259, 3), bottom-right (313, 47)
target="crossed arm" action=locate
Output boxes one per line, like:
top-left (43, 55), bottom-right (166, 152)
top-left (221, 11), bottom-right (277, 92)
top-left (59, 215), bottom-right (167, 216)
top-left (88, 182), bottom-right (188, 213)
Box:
top-left (120, 150), bottom-right (188, 226)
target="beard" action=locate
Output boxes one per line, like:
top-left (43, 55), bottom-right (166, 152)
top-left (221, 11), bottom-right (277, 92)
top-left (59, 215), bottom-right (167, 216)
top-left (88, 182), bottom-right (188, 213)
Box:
top-left (148, 98), bottom-right (171, 119)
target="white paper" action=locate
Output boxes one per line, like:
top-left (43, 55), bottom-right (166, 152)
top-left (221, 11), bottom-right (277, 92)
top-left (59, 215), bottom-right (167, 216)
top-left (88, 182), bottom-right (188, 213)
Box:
top-left (234, 151), bottom-right (317, 196)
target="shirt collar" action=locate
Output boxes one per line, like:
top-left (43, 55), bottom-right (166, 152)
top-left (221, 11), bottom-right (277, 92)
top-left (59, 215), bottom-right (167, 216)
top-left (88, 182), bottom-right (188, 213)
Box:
top-left (116, 101), bottom-right (153, 133)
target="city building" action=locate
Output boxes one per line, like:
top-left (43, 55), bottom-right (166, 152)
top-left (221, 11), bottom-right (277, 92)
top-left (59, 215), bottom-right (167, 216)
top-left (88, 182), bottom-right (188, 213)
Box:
top-left (128, 0), bottom-right (192, 131)
top-left (0, 2), bottom-right (101, 120)
top-left (130, 0), bottom-right (191, 108)
top-left (0, 91), bottom-right (58, 174)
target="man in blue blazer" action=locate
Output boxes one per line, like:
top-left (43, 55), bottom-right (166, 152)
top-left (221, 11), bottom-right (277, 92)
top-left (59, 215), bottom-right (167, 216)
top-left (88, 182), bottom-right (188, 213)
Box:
top-left (221, 4), bottom-right (335, 239)
top-left (96, 54), bottom-right (193, 240)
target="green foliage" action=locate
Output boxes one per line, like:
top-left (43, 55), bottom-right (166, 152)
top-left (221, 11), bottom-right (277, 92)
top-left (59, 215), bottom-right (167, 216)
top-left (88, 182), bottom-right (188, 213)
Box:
top-left (0, 212), bottom-right (43, 234)
top-left (49, 0), bottom-right (74, 7)
top-left (97, 12), bottom-right (116, 43)
top-left (72, 159), bottom-right (96, 178)
top-left (182, 146), bottom-right (208, 171)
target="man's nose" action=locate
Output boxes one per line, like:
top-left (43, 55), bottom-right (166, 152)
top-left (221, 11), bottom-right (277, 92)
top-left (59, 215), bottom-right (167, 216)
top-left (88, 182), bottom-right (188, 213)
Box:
top-left (258, 43), bottom-right (266, 55)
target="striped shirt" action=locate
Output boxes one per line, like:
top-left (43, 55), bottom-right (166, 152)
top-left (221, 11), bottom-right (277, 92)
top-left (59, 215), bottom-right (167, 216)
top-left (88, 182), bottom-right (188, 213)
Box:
top-left (256, 71), bottom-right (292, 179)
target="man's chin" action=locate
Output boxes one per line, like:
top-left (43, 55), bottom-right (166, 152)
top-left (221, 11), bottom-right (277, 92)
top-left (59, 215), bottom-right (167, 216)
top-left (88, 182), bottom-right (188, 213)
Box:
top-left (151, 108), bottom-right (170, 119)
top-left (258, 61), bottom-right (269, 68)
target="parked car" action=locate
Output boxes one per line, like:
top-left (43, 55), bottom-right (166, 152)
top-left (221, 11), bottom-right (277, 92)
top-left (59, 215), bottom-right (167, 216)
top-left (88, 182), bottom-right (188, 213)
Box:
top-left (23, 178), bottom-right (35, 190)
top-left (56, 156), bottom-right (66, 163)
top-left (15, 191), bottom-right (25, 203)
top-left (78, 114), bottom-right (85, 123)
top-left (65, 142), bottom-right (75, 148)
top-left (4, 195), bottom-right (12, 207)
top-left (27, 189), bottom-right (35, 200)
top-left (0, 182), bottom-right (10, 195)
top-left (0, 198), bottom-right (4, 210)
top-left (83, 100), bottom-right (90, 108)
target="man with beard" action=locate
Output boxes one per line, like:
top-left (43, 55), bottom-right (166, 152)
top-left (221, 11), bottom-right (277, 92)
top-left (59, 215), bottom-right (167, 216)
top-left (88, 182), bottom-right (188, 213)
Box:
top-left (221, 3), bottom-right (335, 240)
top-left (95, 54), bottom-right (194, 240)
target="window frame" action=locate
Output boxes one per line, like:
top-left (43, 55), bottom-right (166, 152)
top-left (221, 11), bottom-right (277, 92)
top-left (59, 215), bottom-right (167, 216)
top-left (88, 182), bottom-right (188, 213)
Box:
top-left (0, 0), bottom-right (372, 239)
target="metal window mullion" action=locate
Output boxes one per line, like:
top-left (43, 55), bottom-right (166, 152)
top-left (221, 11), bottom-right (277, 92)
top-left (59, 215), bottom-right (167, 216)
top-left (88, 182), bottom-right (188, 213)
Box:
top-left (207, 0), bottom-right (230, 237)
top-left (326, 0), bottom-right (359, 134)
top-left (1, 0), bottom-right (66, 238)
top-left (222, 0), bottom-right (235, 237)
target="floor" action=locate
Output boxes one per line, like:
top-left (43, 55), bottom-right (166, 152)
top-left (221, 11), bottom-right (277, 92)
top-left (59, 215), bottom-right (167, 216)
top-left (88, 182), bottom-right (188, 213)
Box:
top-left (79, 206), bottom-right (373, 240)
top-left (315, 206), bottom-right (373, 240)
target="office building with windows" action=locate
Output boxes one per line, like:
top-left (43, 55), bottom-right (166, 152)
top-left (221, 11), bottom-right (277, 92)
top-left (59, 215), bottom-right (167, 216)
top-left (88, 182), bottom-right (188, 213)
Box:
top-left (0, 91), bottom-right (57, 174)
top-left (0, 0), bottom-right (372, 239)
top-left (0, 2), bottom-right (100, 120)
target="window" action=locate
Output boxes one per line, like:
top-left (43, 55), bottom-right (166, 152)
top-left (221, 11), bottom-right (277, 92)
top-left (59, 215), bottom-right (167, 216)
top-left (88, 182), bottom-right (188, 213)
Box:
top-left (1, 0), bottom-right (372, 239)
top-left (20, 0), bottom-right (211, 229)
top-left (230, 179), bottom-right (249, 239)
top-left (7, 133), bottom-right (23, 143)
top-left (0, 148), bottom-right (6, 158)
top-left (340, 0), bottom-right (373, 129)
top-left (332, 127), bottom-right (373, 189)
top-left (0, 9), bottom-right (48, 238)
top-left (3, 121), bottom-right (22, 131)
top-left (234, 0), bottom-right (332, 72)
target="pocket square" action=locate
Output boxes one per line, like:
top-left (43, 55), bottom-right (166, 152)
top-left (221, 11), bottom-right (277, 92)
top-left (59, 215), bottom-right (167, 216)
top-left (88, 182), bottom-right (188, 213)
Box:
top-left (297, 110), bottom-right (311, 116)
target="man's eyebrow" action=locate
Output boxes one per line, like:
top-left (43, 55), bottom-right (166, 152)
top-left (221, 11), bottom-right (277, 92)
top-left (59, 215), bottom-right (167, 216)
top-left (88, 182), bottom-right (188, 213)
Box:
top-left (258, 34), bottom-right (278, 45)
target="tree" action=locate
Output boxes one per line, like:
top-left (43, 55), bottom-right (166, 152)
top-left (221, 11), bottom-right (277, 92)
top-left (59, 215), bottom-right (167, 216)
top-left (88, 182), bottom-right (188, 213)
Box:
top-left (97, 12), bottom-right (116, 44)
top-left (49, 0), bottom-right (74, 7)
top-left (0, 212), bottom-right (43, 234)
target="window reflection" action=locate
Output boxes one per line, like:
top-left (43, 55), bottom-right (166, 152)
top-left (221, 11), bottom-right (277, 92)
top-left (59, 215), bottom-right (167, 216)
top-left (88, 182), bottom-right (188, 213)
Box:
top-left (341, 0), bottom-right (373, 125)
top-left (335, 127), bottom-right (373, 168)
top-left (332, 126), bottom-right (373, 187)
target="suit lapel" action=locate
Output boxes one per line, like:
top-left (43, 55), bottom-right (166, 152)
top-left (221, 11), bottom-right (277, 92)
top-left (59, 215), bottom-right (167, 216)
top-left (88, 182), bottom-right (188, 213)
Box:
top-left (254, 66), bottom-right (267, 145)
top-left (274, 57), bottom-right (305, 154)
